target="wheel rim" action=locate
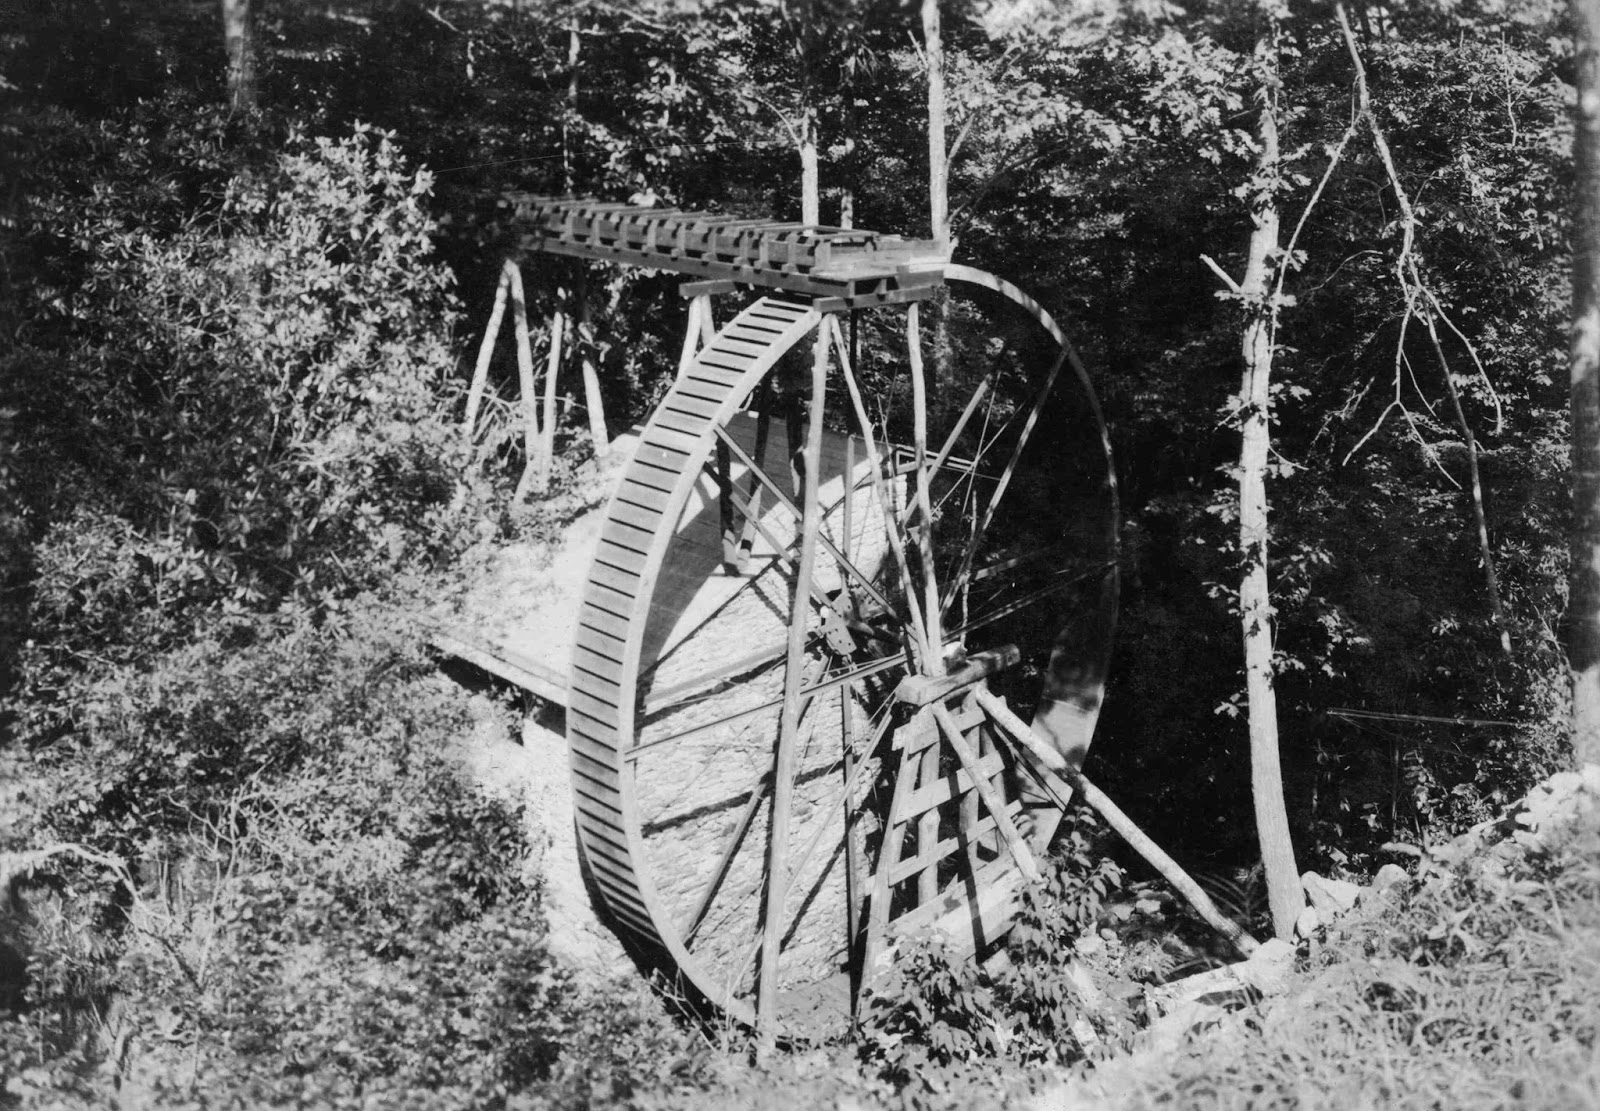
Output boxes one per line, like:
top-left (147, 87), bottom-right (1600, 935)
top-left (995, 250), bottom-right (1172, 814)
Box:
top-left (567, 276), bottom-right (1118, 1038)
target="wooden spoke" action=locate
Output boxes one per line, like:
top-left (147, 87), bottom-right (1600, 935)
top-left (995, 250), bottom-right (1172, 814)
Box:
top-left (756, 343), bottom-right (828, 1052)
top-left (628, 651), bottom-right (905, 761)
top-left (644, 642), bottom-right (789, 715)
top-left (682, 769), bottom-right (771, 946)
top-left (906, 302), bottom-right (945, 666)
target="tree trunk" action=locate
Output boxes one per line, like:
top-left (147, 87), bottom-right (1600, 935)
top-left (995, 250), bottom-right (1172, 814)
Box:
top-left (800, 105), bottom-right (819, 226)
top-left (1571, 0), bottom-right (1600, 767)
top-left (221, 0), bottom-right (256, 112)
top-left (1238, 60), bottom-right (1302, 941)
top-left (922, 0), bottom-right (953, 425)
top-left (564, 21), bottom-right (580, 192)
top-left (922, 0), bottom-right (949, 255)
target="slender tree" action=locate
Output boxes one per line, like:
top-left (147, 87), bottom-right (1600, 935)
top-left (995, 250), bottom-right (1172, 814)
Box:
top-left (221, 0), bottom-right (256, 111)
top-left (1207, 22), bottom-right (1303, 940)
top-left (1571, 0), bottom-right (1600, 767)
top-left (922, 0), bottom-right (950, 255)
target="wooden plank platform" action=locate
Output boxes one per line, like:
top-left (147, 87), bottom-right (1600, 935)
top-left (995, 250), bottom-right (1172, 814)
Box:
top-left (426, 431), bottom-right (641, 708)
top-left (430, 417), bottom-right (892, 709)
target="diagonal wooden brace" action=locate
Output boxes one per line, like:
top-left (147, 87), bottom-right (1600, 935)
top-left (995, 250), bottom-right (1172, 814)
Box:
top-left (973, 687), bottom-right (1260, 958)
top-left (930, 700), bottom-right (1039, 883)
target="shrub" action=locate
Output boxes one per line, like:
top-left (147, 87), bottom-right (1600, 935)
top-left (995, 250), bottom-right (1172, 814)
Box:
top-left (9, 112), bottom-right (489, 692)
top-left (858, 808), bottom-right (1125, 1084)
top-left (2, 595), bottom-right (713, 1110)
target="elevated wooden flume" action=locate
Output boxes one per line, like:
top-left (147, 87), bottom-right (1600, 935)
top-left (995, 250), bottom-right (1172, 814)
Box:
top-left (441, 194), bottom-right (1244, 1048)
top-left (507, 193), bottom-right (949, 307)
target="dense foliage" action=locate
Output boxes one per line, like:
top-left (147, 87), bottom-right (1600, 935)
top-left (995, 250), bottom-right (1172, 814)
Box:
top-left (0, 0), bottom-right (1587, 1105)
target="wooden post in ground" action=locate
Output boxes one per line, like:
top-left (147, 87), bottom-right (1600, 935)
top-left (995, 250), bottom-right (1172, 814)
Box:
top-left (539, 308), bottom-right (564, 492)
top-left (508, 262), bottom-right (541, 496)
top-left (575, 268), bottom-right (608, 455)
top-left (464, 261), bottom-right (514, 442)
top-left (756, 324), bottom-right (828, 1057)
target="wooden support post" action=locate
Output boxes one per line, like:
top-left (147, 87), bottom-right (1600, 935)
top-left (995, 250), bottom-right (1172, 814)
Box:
top-left (841, 681), bottom-right (862, 1013)
top-left (508, 261), bottom-right (540, 481)
top-left (930, 701), bottom-right (1039, 882)
top-left (678, 295), bottom-right (710, 382)
top-left (973, 688), bottom-right (1261, 958)
top-left (536, 309), bottom-right (564, 494)
top-left (906, 302), bottom-right (945, 667)
top-left (464, 260), bottom-right (514, 441)
top-left (756, 323), bottom-right (829, 1055)
top-left (576, 267), bottom-right (608, 455)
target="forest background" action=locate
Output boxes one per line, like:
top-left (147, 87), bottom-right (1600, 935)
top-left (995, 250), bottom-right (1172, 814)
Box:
top-left (0, 0), bottom-right (1591, 1107)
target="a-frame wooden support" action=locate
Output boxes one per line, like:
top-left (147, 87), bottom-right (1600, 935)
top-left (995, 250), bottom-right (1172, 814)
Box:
top-left (462, 259), bottom-right (611, 498)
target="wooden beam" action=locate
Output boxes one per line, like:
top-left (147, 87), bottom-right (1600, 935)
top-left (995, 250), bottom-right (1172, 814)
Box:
top-left (756, 335), bottom-right (829, 1053)
top-left (906, 302), bottom-right (946, 666)
top-left (894, 645), bottom-right (1019, 707)
top-left (464, 260), bottom-right (514, 440)
top-left (428, 628), bottom-right (568, 707)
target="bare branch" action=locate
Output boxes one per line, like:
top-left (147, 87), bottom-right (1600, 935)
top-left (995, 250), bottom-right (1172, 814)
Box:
top-left (1269, 120), bottom-right (1360, 341)
top-left (1337, 2), bottom-right (1509, 649)
top-left (1201, 254), bottom-right (1245, 295)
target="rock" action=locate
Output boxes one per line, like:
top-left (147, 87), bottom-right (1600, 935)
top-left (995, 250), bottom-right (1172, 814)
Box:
top-left (1143, 996), bottom-right (1223, 1056)
top-left (1511, 768), bottom-right (1600, 850)
top-left (1372, 863), bottom-right (1409, 893)
top-left (1144, 937), bottom-right (1295, 1017)
top-left (1293, 904), bottom-right (1320, 941)
top-left (1302, 871), bottom-right (1362, 920)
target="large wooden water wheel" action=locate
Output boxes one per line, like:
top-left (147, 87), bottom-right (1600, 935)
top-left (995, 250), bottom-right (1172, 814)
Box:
top-left (504, 199), bottom-right (1119, 1039)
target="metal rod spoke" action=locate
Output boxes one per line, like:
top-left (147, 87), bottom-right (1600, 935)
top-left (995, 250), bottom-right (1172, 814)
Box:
top-left (941, 345), bottom-right (1071, 623)
top-left (827, 315), bottom-right (933, 665)
top-left (946, 561), bottom-right (1117, 642)
top-left (901, 371), bottom-right (994, 528)
top-left (713, 424), bottom-right (896, 618)
top-left (630, 652), bottom-right (909, 761)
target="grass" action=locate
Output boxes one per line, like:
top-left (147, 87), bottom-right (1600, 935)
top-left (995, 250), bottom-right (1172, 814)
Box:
top-left (1035, 814), bottom-right (1600, 1111)
top-left (5, 569), bottom-right (1597, 1110)
top-left (645, 793), bottom-right (1600, 1111)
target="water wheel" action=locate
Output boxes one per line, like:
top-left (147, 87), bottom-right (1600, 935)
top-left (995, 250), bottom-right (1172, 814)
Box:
top-left (564, 267), bottom-right (1117, 1040)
